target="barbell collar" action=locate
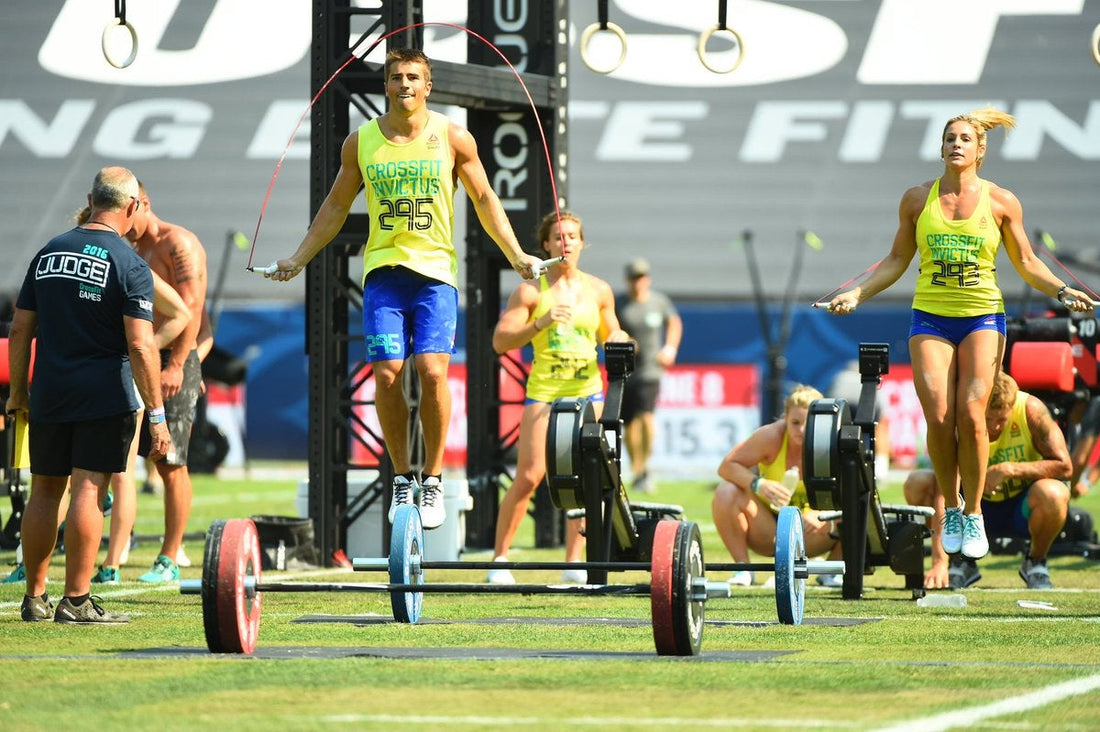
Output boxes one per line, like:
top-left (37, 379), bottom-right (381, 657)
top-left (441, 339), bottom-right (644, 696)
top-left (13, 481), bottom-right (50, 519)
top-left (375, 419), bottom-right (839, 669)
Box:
top-left (805, 560), bottom-right (846, 575)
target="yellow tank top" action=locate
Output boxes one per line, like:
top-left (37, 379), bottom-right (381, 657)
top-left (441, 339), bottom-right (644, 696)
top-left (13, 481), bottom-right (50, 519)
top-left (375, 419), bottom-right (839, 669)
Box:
top-left (524, 275), bottom-right (603, 403)
top-left (985, 391), bottom-right (1039, 502)
top-left (757, 431), bottom-right (810, 513)
top-left (357, 111), bottom-right (457, 287)
top-left (912, 178), bottom-right (1004, 316)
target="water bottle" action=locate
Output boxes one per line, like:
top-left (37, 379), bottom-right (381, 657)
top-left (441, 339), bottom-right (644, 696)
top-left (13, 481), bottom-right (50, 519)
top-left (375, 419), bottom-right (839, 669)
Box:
top-left (275, 539), bottom-right (286, 571)
top-left (772, 467), bottom-right (800, 511)
top-left (916, 593), bottom-right (967, 608)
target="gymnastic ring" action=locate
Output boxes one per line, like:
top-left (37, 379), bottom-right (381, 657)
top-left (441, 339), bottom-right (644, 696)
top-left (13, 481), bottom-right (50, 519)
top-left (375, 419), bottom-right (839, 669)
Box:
top-left (697, 25), bottom-right (744, 74)
top-left (102, 18), bottom-right (138, 69)
top-left (1092, 23), bottom-right (1100, 66)
top-left (580, 22), bottom-right (627, 75)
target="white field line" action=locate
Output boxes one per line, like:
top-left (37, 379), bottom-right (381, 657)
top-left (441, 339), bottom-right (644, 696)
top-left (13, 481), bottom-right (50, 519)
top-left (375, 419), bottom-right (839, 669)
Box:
top-left (318, 714), bottom-right (862, 728)
top-left (870, 673), bottom-right (1100, 732)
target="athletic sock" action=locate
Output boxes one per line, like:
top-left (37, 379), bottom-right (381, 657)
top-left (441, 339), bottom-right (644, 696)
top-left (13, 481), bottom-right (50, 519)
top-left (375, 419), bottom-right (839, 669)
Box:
top-left (67, 593), bottom-right (90, 606)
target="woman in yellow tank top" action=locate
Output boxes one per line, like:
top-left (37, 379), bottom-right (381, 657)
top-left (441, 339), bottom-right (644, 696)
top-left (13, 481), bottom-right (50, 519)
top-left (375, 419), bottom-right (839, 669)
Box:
top-left (487, 210), bottom-right (629, 584)
top-left (712, 385), bottom-right (842, 587)
top-left (826, 107), bottom-right (1093, 563)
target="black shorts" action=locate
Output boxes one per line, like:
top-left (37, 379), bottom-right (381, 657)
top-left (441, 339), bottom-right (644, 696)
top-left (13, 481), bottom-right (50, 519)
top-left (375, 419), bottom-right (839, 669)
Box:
top-left (621, 376), bottom-right (660, 424)
top-left (138, 349), bottom-right (202, 466)
top-left (30, 412), bottom-right (138, 476)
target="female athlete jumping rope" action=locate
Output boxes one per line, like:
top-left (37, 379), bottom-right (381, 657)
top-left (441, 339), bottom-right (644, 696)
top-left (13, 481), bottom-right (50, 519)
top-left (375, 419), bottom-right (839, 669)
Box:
top-left (827, 107), bottom-right (1093, 561)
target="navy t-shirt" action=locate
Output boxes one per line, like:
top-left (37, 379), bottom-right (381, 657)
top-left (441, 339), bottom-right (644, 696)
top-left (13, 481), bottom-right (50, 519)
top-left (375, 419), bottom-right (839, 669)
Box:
top-left (16, 227), bottom-right (155, 422)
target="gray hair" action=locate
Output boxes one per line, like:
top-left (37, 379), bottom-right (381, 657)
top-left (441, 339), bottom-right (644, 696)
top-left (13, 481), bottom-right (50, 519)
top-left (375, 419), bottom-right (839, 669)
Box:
top-left (89, 166), bottom-right (139, 211)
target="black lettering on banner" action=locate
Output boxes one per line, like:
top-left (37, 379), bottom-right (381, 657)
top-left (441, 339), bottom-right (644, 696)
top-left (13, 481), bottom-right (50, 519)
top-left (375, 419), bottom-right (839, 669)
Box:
top-left (679, 419), bottom-right (700, 455)
top-left (717, 419), bottom-right (739, 448)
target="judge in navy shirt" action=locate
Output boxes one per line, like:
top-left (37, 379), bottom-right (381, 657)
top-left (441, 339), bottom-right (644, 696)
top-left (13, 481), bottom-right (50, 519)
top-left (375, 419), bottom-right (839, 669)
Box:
top-left (7, 166), bottom-right (170, 624)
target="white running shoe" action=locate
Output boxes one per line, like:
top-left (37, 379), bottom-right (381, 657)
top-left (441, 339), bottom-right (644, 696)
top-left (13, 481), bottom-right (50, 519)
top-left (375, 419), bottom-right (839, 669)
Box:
top-left (941, 506), bottom-right (964, 554)
top-left (763, 575), bottom-right (775, 589)
top-left (388, 475), bottom-right (417, 523)
top-left (486, 556), bottom-right (516, 585)
top-left (560, 565), bottom-right (587, 583)
top-left (418, 476), bottom-right (445, 530)
top-left (729, 570), bottom-right (754, 587)
top-left (176, 546), bottom-right (192, 568)
top-left (960, 513), bottom-right (989, 560)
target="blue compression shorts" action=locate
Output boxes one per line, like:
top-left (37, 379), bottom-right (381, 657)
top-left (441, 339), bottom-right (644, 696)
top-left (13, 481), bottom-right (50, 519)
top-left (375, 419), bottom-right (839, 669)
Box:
top-left (363, 266), bottom-right (457, 362)
top-left (981, 488), bottom-right (1031, 538)
top-left (909, 310), bottom-right (1006, 346)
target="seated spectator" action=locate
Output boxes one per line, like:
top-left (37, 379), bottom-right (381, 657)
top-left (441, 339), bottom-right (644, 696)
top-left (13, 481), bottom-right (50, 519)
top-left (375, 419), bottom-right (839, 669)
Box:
top-left (904, 371), bottom-right (1071, 590)
top-left (712, 384), bottom-right (842, 588)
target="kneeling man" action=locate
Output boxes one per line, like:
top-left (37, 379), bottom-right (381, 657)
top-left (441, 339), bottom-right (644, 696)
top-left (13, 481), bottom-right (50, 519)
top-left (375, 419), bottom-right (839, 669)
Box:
top-left (905, 372), bottom-right (1071, 590)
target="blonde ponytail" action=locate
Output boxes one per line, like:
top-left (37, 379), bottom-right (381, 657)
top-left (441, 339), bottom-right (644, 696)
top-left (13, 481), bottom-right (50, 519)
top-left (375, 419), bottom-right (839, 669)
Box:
top-left (962, 106), bottom-right (1016, 133)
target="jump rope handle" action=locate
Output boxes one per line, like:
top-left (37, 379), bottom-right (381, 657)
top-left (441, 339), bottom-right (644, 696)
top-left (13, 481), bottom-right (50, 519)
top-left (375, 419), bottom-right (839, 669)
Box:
top-left (531, 257), bottom-right (565, 278)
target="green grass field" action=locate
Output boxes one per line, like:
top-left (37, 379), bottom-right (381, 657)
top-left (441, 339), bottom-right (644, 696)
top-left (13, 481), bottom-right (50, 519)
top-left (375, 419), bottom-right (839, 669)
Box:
top-left (2, 467), bottom-right (1099, 731)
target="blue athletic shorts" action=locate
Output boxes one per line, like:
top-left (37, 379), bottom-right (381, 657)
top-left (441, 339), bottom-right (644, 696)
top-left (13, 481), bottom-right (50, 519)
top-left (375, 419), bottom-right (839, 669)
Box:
top-left (982, 488), bottom-right (1031, 538)
top-left (909, 310), bottom-right (1006, 346)
top-left (363, 266), bottom-right (457, 362)
top-left (525, 392), bottom-right (605, 406)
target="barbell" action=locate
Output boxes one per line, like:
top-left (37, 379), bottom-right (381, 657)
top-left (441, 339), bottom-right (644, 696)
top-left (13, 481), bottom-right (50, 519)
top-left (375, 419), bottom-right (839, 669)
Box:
top-left (181, 505), bottom-right (844, 656)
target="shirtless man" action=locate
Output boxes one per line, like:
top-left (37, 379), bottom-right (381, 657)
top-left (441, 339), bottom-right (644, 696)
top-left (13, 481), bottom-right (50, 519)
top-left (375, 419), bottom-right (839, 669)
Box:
top-left (127, 181), bottom-right (208, 583)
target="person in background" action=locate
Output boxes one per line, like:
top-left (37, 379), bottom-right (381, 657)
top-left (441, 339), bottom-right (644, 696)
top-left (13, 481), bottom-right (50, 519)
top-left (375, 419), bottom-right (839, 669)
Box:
top-left (487, 210), bottom-right (630, 584)
top-left (8, 166), bottom-right (170, 623)
top-left (826, 107), bottom-right (1093, 562)
top-left (615, 257), bottom-right (682, 495)
top-left (712, 384), bottom-right (843, 588)
top-left (264, 48), bottom-right (544, 531)
top-left (904, 372), bottom-right (1071, 589)
top-left (127, 180), bottom-right (208, 584)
